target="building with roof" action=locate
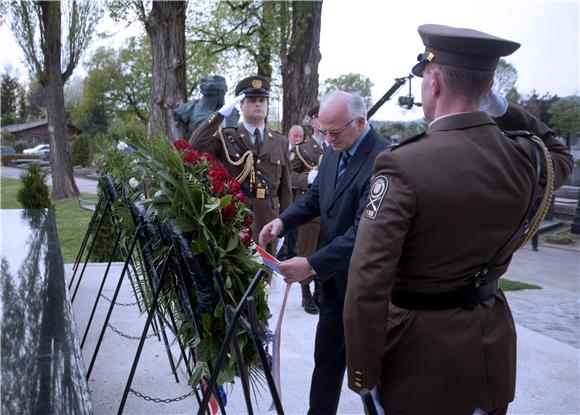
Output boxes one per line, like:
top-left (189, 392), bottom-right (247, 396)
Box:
top-left (1, 119), bottom-right (78, 147)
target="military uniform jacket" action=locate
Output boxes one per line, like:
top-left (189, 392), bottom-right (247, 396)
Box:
top-left (343, 105), bottom-right (573, 415)
top-left (290, 137), bottom-right (326, 194)
top-left (189, 111), bottom-right (293, 245)
top-left (280, 127), bottom-right (390, 299)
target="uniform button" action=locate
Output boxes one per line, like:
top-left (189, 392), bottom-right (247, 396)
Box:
top-left (277, 160), bottom-right (280, 165)
top-left (355, 371), bottom-right (362, 375)
top-left (355, 382), bottom-right (362, 388)
top-left (257, 159), bottom-right (261, 164)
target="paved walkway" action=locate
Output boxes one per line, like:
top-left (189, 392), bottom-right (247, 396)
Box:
top-left (68, 260), bottom-right (579, 415)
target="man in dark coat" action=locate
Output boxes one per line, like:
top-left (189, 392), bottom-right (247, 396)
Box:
top-left (290, 106), bottom-right (327, 314)
top-left (259, 91), bottom-right (391, 414)
top-left (343, 24), bottom-right (574, 415)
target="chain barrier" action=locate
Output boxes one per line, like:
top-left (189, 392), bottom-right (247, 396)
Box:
top-left (129, 387), bottom-right (196, 403)
top-left (108, 323), bottom-right (157, 340)
top-left (99, 293), bottom-right (139, 307)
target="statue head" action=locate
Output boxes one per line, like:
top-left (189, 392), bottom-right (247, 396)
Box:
top-left (199, 75), bottom-right (227, 107)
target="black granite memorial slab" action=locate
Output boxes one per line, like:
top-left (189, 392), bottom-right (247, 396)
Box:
top-left (1, 209), bottom-right (93, 415)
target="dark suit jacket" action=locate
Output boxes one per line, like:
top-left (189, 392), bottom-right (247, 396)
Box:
top-left (280, 126), bottom-right (390, 300)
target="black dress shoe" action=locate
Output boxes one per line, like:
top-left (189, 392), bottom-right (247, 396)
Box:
top-left (301, 284), bottom-right (319, 315)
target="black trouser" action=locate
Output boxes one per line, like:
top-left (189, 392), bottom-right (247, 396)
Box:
top-left (307, 279), bottom-right (346, 415)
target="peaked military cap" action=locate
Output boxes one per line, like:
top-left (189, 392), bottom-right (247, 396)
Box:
top-left (412, 24), bottom-right (520, 77)
top-left (235, 75), bottom-right (270, 97)
top-left (307, 105), bottom-right (320, 118)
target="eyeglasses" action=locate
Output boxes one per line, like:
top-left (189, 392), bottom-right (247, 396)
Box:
top-left (318, 118), bottom-right (356, 137)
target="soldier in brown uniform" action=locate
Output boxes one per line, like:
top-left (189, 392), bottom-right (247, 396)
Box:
top-left (343, 25), bottom-right (574, 415)
top-left (291, 106), bottom-right (327, 314)
top-left (189, 75), bottom-right (292, 252)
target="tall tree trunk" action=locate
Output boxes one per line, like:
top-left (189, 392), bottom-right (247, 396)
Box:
top-left (280, 1), bottom-right (322, 134)
top-left (256, 2), bottom-right (274, 79)
top-left (40, 1), bottom-right (79, 199)
top-left (145, 0), bottom-right (187, 140)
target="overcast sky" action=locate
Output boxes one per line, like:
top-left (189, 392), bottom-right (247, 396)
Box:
top-left (1, 0), bottom-right (578, 122)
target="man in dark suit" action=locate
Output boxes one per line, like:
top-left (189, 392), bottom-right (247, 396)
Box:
top-left (343, 24), bottom-right (573, 415)
top-left (259, 91), bottom-right (390, 414)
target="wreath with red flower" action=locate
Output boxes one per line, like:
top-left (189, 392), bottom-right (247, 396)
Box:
top-left (113, 135), bottom-right (269, 386)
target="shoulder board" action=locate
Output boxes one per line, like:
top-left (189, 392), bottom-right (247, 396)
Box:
top-left (389, 131), bottom-right (426, 151)
top-left (502, 130), bottom-right (534, 139)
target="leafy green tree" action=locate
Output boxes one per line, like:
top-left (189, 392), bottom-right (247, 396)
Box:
top-left (186, 1), bottom-right (323, 132)
top-left (108, 1), bottom-right (187, 140)
top-left (25, 79), bottom-right (46, 119)
top-left (1, 70), bottom-right (23, 125)
top-left (548, 96), bottom-right (580, 136)
top-left (8, 0), bottom-right (101, 199)
top-left (188, 1), bottom-right (271, 78)
top-left (70, 47), bottom-right (114, 135)
top-left (520, 90), bottom-right (559, 125)
top-left (323, 73), bottom-right (374, 108)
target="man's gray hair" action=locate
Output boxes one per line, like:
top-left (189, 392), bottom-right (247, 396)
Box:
top-left (346, 94), bottom-right (367, 119)
top-left (320, 91), bottom-right (367, 119)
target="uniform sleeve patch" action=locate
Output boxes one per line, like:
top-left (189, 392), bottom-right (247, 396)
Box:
top-left (364, 175), bottom-right (389, 220)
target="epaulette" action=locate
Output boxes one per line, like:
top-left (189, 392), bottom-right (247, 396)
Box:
top-left (389, 131), bottom-right (426, 151)
top-left (502, 130), bottom-right (534, 139)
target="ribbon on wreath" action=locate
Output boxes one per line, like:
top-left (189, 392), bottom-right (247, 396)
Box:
top-left (256, 245), bottom-right (291, 406)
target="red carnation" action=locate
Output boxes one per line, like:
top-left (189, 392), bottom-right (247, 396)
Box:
top-left (239, 228), bottom-right (252, 246)
top-left (173, 139), bottom-right (189, 151)
top-left (221, 203), bottom-right (237, 219)
top-left (202, 152), bottom-right (214, 163)
top-left (234, 191), bottom-right (246, 202)
top-left (211, 180), bottom-right (225, 194)
top-left (208, 162), bottom-right (229, 182)
top-left (243, 213), bottom-right (253, 227)
top-left (227, 179), bottom-right (241, 194)
top-left (184, 149), bottom-right (201, 164)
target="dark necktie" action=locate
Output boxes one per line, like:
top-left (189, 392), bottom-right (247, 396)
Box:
top-left (336, 151), bottom-right (351, 185)
top-left (254, 128), bottom-right (262, 153)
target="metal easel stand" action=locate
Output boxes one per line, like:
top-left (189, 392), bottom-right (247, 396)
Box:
top-left (83, 202), bottom-right (178, 385)
top-left (196, 268), bottom-right (284, 415)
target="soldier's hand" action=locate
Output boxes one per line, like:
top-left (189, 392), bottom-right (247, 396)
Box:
top-left (479, 89), bottom-right (507, 118)
top-left (279, 257), bottom-right (315, 283)
top-left (259, 218), bottom-right (283, 248)
top-left (218, 93), bottom-right (245, 117)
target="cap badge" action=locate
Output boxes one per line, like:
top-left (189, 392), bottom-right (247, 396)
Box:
top-left (427, 52), bottom-right (435, 62)
top-left (252, 79), bottom-right (262, 89)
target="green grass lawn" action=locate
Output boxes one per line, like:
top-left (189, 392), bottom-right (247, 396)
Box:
top-left (1, 176), bottom-right (94, 263)
top-left (500, 278), bottom-right (541, 291)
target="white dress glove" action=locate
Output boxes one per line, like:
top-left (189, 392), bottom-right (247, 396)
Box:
top-left (307, 169), bottom-right (319, 185)
top-left (218, 93), bottom-right (245, 117)
top-left (479, 89), bottom-right (508, 118)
